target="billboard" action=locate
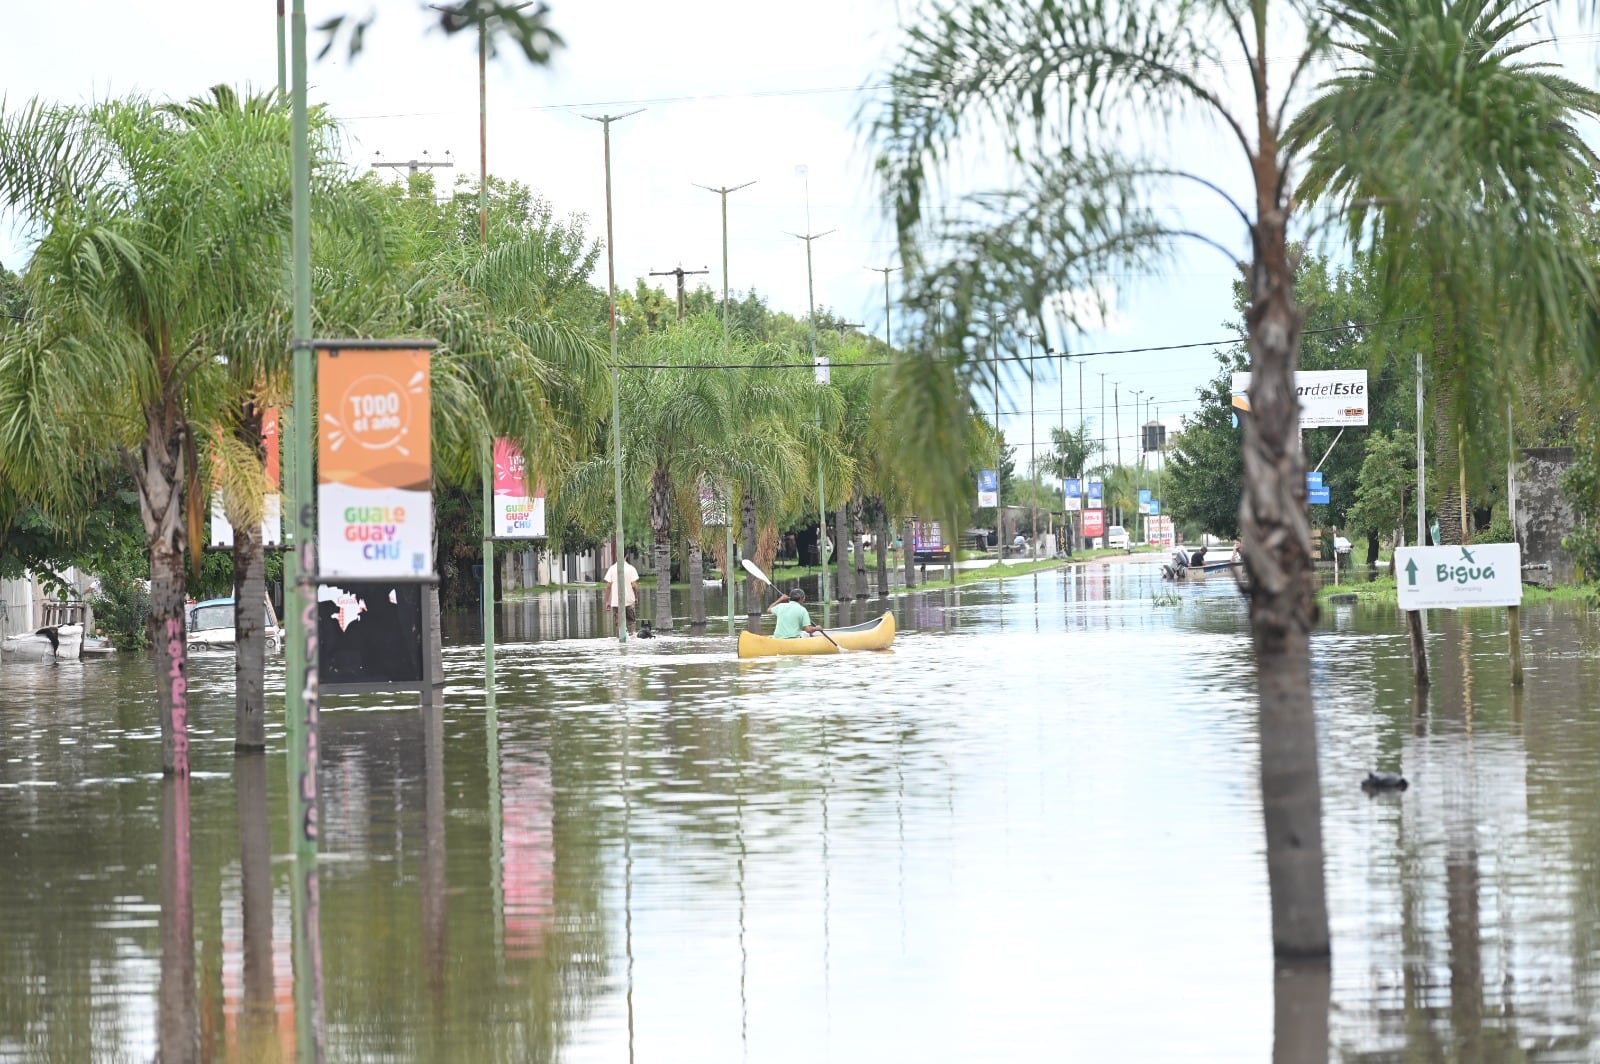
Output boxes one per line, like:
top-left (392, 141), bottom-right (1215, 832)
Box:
top-left (318, 343), bottom-right (435, 580)
top-left (1395, 544), bottom-right (1522, 611)
top-left (1082, 508), bottom-right (1105, 539)
top-left (209, 408), bottom-right (282, 549)
top-left (492, 438), bottom-right (546, 539)
top-left (1230, 370), bottom-right (1369, 427)
top-left (977, 469), bottom-right (998, 508)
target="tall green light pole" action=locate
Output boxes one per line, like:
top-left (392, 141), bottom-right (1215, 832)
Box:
top-left (696, 179), bottom-right (755, 635)
top-left (789, 226), bottom-right (834, 605)
top-left (586, 110), bottom-right (641, 643)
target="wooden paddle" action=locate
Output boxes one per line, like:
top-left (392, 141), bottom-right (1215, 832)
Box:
top-left (740, 559), bottom-right (843, 651)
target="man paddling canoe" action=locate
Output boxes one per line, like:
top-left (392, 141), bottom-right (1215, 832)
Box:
top-left (767, 587), bottom-right (822, 639)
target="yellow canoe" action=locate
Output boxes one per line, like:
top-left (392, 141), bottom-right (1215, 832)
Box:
top-left (736, 610), bottom-right (897, 658)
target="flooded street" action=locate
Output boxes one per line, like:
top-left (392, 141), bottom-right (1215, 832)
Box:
top-left (3, 559), bottom-right (1599, 1061)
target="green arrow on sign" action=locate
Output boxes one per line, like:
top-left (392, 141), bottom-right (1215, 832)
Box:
top-left (1404, 558), bottom-right (1419, 587)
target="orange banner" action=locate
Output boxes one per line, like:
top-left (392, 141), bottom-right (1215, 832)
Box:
top-left (317, 345), bottom-right (434, 579)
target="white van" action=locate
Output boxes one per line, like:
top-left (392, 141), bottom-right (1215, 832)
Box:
top-left (1106, 525), bottom-right (1131, 549)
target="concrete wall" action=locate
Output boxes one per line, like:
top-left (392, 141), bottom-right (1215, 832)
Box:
top-left (1514, 447), bottom-right (1577, 585)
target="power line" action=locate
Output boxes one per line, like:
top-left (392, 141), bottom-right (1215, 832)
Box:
top-left (616, 313), bottom-right (1423, 369)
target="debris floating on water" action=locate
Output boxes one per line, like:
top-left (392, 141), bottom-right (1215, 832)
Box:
top-left (1361, 771), bottom-right (1408, 793)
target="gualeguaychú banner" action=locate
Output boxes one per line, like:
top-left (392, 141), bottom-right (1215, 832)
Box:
top-left (317, 342), bottom-right (436, 580)
top-left (1230, 369), bottom-right (1369, 427)
top-left (493, 438), bottom-right (546, 539)
top-left (1064, 478), bottom-right (1081, 512)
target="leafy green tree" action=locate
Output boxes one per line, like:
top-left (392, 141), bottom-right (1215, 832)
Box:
top-left (0, 93), bottom-right (311, 774)
top-left (1345, 430), bottom-right (1416, 563)
top-left (1289, 0), bottom-right (1600, 544)
top-left (1167, 353), bottom-right (1249, 540)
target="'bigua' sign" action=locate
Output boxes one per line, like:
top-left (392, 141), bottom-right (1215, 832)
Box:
top-left (1394, 544), bottom-right (1522, 611)
top-left (1230, 369), bottom-right (1369, 427)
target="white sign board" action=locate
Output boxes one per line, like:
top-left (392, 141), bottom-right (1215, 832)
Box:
top-left (1394, 544), bottom-right (1522, 611)
top-left (1230, 370), bottom-right (1369, 427)
top-left (210, 493), bottom-right (283, 549)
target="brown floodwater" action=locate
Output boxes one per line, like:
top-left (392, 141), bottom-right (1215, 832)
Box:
top-left (1, 560), bottom-right (1597, 1061)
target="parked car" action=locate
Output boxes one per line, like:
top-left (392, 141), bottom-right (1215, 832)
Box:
top-left (187, 596), bottom-right (284, 653)
top-left (1106, 525), bottom-right (1131, 550)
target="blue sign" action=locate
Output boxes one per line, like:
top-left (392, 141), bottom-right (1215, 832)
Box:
top-left (1149, 500), bottom-right (1161, 515)
top-left (978, 469), bottom-right (998, 492)
top-left (1064, 478), bottom-right (1081, 498)
top-left (1306, 470), bottom-right (1323, 489)
top-left (1309, 486), bottom-right (1331, 505)
top-left (1088, 480), bottom-right (1103, 505)
top-left (1138, 489), bottom-right (1152, 505)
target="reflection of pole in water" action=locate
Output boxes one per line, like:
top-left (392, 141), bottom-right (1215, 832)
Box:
top-left (291, 854), bottom-right (327, 1063)
top-left (423, 699), bottom-right (448, 1009)
top-left (736, 712), bottom-right (749, 1062)
top-left (487, 695), bottom-right (505, 967)
top-left (621, 685), bottom-right (636, 1064)
top-left (160, 777), bottom-right (199, 1063)
top-left (821, 708), bottom-right (832, 1053)
top-left (235, 755), bottom-right (278, 1054)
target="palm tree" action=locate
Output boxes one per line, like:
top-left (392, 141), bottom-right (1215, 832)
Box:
top-left (872, 0), bottom-right (1336, 955)
top-left (0, 94), bottom-right (310, 775)
top-left (1288, 0), bottom-right (1600, 543)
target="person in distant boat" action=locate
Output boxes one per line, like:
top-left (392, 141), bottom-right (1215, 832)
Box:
top-left (768, 587), bottom-right (821, 639)
top-left (603, 552), bottom-right (640, 636)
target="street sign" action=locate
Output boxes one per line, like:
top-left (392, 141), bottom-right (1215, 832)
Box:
top-left (1308, 486), bottom-right (1331, 505)
top-left (1395, 544), bottom-right (1522, 611)
top-left (1083, 508), bottom-right (1105, 539)
top-left (1306, 470), bottom-right (1323, 488)
top-left (1148, 500), bottom-right (1161, 515)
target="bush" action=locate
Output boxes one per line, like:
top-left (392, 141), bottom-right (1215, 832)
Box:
top-left (1470, 515), bottom-right (1515, 545)
top-left (90, 572), bottom-right (150, 651)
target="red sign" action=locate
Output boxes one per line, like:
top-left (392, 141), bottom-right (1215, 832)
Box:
top-left (1082, 508), bottom-right (1105, 539)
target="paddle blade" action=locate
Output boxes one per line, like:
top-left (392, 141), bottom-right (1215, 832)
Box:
top-left (741, 558), bottom-right (772, 586)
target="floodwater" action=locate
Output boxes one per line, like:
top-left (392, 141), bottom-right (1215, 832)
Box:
top-left (2, 561), bottom-right (1599, 1061)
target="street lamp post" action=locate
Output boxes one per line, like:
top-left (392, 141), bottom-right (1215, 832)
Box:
top-left (696, 180), bottom-right (754, 635)
top-left (585, 109), bottom-right (642, 643)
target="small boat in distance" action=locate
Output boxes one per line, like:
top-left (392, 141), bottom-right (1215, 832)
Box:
top-left (737, 610), bottom-right (897, 658)
top-left (1161, 545), bottom-right (1242, 581)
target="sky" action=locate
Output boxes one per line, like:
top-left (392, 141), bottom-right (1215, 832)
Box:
top-left (6, 1), bottom-right (1597, 480)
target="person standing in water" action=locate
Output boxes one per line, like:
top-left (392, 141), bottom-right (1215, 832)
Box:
top-left (603, 552), bottom-right (640, 636)
top-left (768, 587), bottom-right (821, 639)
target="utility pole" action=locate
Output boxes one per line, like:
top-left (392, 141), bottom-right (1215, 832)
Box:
top-left (648, 265), bottom-right (710, 322)
top-left (993, 322), bottom-right (1002, 549)
top-left (1027, 334), bottom-right (1039, 560)
top-left (787, 161), bottom-right (838, 604)
top-left (585, 109), bottom-right (643, 643)
top-left (372, 151), bottom-right (455, 181)
top-left (696, 180), bottom-right (754, 635)
top-left (867, 266), bottom-right (899, 350)
top-left (1114, 382), bottom-right (1122, 469)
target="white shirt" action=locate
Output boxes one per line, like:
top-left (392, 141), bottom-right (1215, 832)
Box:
top-left (603, 562), bottom-right (640, 607)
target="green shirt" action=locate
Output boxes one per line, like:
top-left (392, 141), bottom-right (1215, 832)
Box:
top-left (771, 600), bottom-right (813, 639)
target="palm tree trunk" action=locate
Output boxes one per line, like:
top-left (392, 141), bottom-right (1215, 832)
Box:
top-left (742, 490), bottom-right (760, 619)
top-left (834, 505), bottom-right (851, 601)
top-left (853, 508), bottom-right (868, 597)
top-left (134, 412), bottom-right (192, 778)
top-left (649, 467), bottom-right (674, 631)
top-left (875, 506), bottom-right (889, 594)
top-left (904, 518), bottom-right (917, 588)
top-left (232, 518), bottom-right (266, 751)
top-left (687, 536), bottom-right (705, 626)
top-left (1239, 181), bottom-right (1329, 957)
